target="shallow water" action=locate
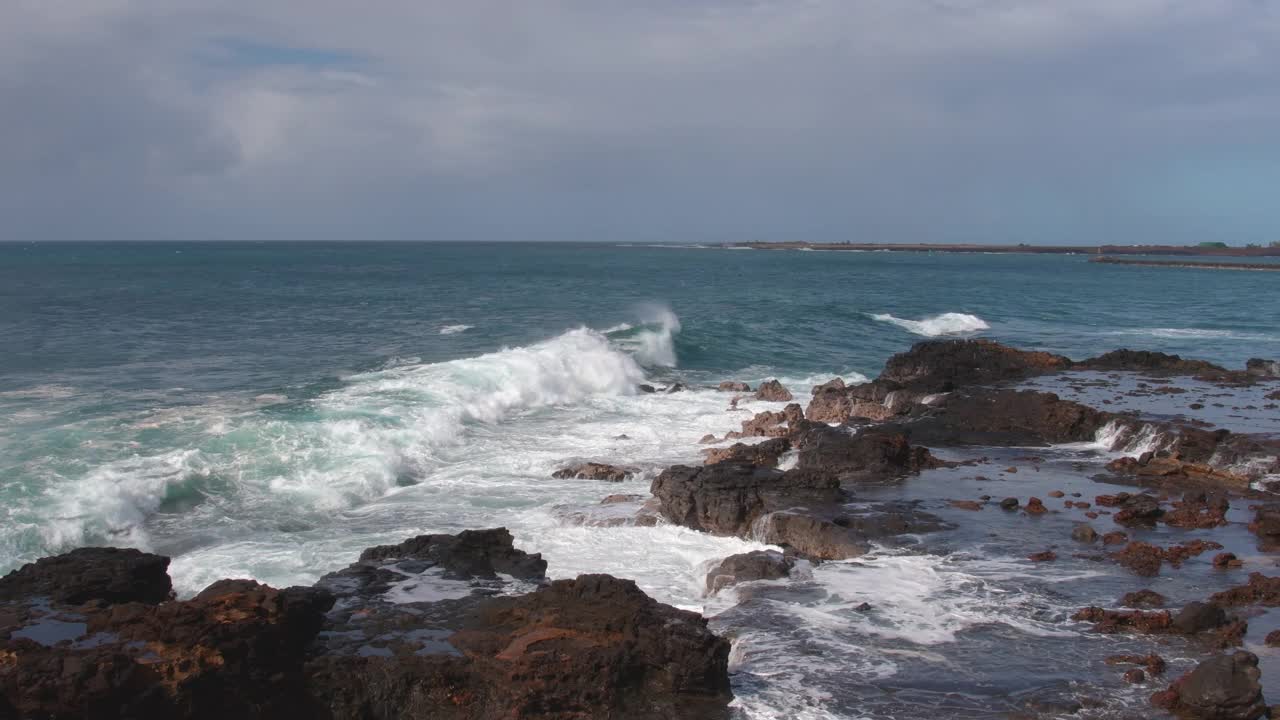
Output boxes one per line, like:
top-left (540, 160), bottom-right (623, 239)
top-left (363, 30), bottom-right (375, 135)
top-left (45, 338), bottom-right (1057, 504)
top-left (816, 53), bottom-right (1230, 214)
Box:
top-left (2, 242), bottom-right (1278, 718)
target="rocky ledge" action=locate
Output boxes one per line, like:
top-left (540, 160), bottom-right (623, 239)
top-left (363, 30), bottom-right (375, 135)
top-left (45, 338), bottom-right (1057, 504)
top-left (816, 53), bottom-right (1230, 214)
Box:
top-left (0, 529), bottom-right (732, 720)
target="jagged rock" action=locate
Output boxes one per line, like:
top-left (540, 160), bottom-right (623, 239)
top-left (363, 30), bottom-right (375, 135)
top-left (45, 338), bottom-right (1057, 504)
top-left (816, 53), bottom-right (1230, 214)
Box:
top-left (805, 380), bottom-right (912, 423)
top-left (0, 547), bottom-right (173, 606)
top-left (757, 505), bottom-right (945, 562)
top-left (718, 381), bottom-right (751, 392)
top-left (793, 425), bottom-right (944, 477)
top-left (1095, 493), bottom-right (1164, 527)
top-left (352, 528), bottom-right (548, 581)
top-left (705, 551), bottom-right (795, 593)
top-left (1171, 602), bottom-right (1228, 635)
top-left (1164, 491), bottom-right (1230, 529)
top-left (306, 575), bottom-right (733, 720)
top-left (703, 438), bottom-right (791, 467)
top-left (1151, 651), bottom-right (1267, 720)
top-left (1249, 504), bottom-right (1280, 546)
top-left (754, 379), bottom-right (793, 402)
top-left (1111, 542), bottom-right (1165, 577)
top-left (650, 463), bottom-right (844, 537)
top-left (552, 463), bottom-right (635, 482)
top-left (730, 403), bottom-right (807, 439)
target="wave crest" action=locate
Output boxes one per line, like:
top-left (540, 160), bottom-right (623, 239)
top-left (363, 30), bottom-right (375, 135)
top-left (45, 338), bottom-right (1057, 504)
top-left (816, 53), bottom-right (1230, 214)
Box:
top-left (871, 312), bottom-right (989, 337)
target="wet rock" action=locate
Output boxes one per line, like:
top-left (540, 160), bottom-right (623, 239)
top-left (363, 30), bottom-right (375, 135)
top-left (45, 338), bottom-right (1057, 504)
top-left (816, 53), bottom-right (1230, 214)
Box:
top-left (1111, 542), bottom-right (1164, 577)
top-left (1074, 606), bottom-right (1173, 634)
top-left (637, 384), bottom-right (656, 393)
top-left (1102, 531), bottom-right (1129, 545)
top-left (1124, 669), bottom-right (1146, 684)
top-left (906, 390), bottom-right (1110, 447)
top-left (1107, 653), bottom-right (1167, 675)
top-left (1211, 573), bottom-right (1280, 607)
top-left (308, 574), bottom-right (733, 720)
top-left (1028, 550), bottom-right (1057, 562)
top-left (1108, 493), bottom-right (1164, 528)
top-left (1048, 490), bottom-right (1065, 498)
top-left (731, 403), bottom-right (807, 439)
top-left (665, 383), bottom-right (687, 394)
top-left (1246, 358), bottom-right (1280, 378)
top-left (1266, 630), bottom-right (1280, 647)
top-left (949, 500), bottom-right (983, 511)
top-left (1213, 553), bottom-right (1243, 570)
top-left (552, 462), bottom-right (635, 482)
top-left (1249, 504), bottom-right (1280, 545)
top-left (1025, 498), bottom-right (1048, 515)
top-left (703, 438), bottom-right (791, 467)
top-left (1164, 491), bottom-right (1230, 530)
top-left (601, 494), bottom-right (643, 505)
top-left (999, 497), bottom-right (1020, 511)
top-left (0, 546), bottom-right (173, 606)
top-left (1077, 350), bottom-right (1225, 375)
top-left (878, 339), bottom-right (1071, 393)
top-left (353, 528), bottom-right (548, 581)
top-left (755, 379), bottom-right (793, 402)
top-left (705, 551), bottom-right (795, 593)
top-left (794, 425), bottom-right (944, 478)
top-left (759, 505), bottom-right (946, 562)
top-left (699, 434), bottom-right (718, 444)
top-left (1171, 602), bottom-right (1228, 635)
top-left (1121, 589), bottom-right (1167, 608)
top-left (1071, 524), bottom-right (1099, 543)
top-left (805, 379), bottom-right (911, 423)
top-left (1150, 651), bottom-right (1267, 720)
top-left (651, 463), bottom-right (844, 537)
top-left (718, 381), bottom-right (751, 392)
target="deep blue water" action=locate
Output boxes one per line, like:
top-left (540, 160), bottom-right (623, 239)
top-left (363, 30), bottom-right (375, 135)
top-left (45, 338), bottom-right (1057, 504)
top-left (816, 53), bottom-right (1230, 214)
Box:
top-left (1, 242), bottom-right (1277, 719)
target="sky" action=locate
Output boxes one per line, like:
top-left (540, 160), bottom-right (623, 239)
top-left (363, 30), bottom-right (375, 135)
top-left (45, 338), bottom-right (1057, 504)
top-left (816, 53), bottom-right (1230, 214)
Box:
top-left (2, 1), bottom-right (1279, 243)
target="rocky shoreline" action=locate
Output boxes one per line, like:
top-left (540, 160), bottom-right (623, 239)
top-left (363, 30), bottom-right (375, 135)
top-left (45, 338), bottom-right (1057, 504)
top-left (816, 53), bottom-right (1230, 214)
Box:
top-left (4, 339), bottom-right (1280, 719)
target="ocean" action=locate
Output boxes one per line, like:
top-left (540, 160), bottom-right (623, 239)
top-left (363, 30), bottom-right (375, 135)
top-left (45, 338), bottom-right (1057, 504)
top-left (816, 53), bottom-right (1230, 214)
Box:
top-left (2, 241), bottom-right (1278, 718)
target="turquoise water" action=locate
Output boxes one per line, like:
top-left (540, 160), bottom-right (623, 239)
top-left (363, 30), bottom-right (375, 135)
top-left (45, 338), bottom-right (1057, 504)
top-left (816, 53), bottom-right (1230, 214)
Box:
top-left (1, 242), bottom-right (1277, 717)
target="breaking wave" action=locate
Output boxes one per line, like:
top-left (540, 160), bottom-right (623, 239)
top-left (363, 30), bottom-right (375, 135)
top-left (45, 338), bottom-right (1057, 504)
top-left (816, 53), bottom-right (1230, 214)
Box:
top-left (871, 312), bottom-right (990, 337)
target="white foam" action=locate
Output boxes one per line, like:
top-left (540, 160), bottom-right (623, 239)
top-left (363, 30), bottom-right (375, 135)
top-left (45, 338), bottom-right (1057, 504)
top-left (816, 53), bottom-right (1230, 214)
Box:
top-left (1107, 327), bottom-right (1277, 342)
top-left (870, 312), bottom-right (990, 337)
top-left (438, 324), bottom-right (473, 335)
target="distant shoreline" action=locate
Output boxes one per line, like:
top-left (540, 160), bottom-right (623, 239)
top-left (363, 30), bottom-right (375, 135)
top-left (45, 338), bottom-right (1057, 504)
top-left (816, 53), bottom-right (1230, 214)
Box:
top-left (1089, 257), bottom-right (1280, 271)
top-left (732, 242), bottom-right (1280, 257)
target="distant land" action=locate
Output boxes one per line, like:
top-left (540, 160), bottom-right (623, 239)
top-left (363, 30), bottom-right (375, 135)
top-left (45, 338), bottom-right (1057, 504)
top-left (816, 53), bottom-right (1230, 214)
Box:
top-left (732, 242), bottom-right (1280, 257)
top-left (1090, 257), bottom-right (1280, 271)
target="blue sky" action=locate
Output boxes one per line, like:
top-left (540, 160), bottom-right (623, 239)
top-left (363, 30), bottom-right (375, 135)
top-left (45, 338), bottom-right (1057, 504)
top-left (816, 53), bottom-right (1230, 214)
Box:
top-left (1, 1), bottom-right (1278, 243)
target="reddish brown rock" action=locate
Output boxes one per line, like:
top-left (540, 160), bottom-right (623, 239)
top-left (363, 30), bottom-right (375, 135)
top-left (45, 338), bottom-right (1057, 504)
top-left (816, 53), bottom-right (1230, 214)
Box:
top-left (731, 403), bottom-right (806, 439)
top-left (1266, 630), bottom-right (1280, 647)
top-left (1028, 550), bottom-right (1057, 562)
top-left (1211, 573), bottom-right (1280, 607)
top-left (1025, 498), bottom-right (1048, 515)
top-left (702, 438), bottom-right (791, 467)
top-left (755, 379), bottom-right (793, 402)
top-left (1102, 531), bottom-right (1129, 545)
top-left (1123, 669), bottom-right (1146, 684)
top-left (1213, 553), bottom-right (1243, 570)
top-left (1121, 590), bottom-right (1167, 609)
top-left (1107, 653), bottom-right (1167, 675)
top-left (718, 381), bottom-right (751, 392)
top-left (949, 500), bottom-right (983, 511)
top-left (0, 547), bottom-right (173, 606)
top-left (1048, 490), bottom-right (1065, 498)
top-left (1111, 542), bottom-right (1165, 577)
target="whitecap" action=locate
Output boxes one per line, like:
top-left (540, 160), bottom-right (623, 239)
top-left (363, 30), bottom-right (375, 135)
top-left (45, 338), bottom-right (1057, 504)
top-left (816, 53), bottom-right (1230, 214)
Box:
top-left (870, 312), bottom-right (990, 337)
top-left (438, 324), bottom-right (473, 335)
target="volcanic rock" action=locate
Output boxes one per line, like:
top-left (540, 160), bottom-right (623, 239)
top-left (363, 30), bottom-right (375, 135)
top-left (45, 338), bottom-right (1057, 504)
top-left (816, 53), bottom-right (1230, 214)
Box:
top-left (705, 551), bottom-right (795, 593)
top-left (718, 381), bottom-right (751, 392)
top-left (0, 547), bottom-right (173, 606)
top-left (1150, 651), bottom-right (1267, 720)
top-left (650, 463), bottom-right (844, 537)
top-left (552, 463), bottom-right (635, 482)
top-left (703, 438), bottom-right (791, 467)
top-left (755, 379), bottom-right (793, 402)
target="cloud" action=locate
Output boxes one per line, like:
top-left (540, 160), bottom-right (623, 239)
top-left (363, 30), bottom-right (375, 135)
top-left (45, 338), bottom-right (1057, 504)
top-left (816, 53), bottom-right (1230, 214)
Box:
top-left (1, 0), bottom-right (1278, 242)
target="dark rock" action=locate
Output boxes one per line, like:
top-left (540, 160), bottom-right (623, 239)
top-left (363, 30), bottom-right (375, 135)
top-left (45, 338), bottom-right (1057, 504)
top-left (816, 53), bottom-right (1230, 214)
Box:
top-left (1151, 651), bottom-right (1266, 720)
top-left (718, 381), bottom-right (751, 392)
top-left (705, 551), bottom-right (795, 593)
top-left (1071, 524), bottom-right (1098, 543)
top-left (999, 497), bottom-right (1020, 511)
top-left (0, 547), bottom-right (172, 606)
top-left (637, 384), bottom-right (656, 393)
top-left (601, 494), bottom-right (643, 505)
top-left (1028, 550), bottom-right (1057, 562)
top-left (651, 463), bottom-right (844, 537)
top-left (1164, 492), bottom-right (1229, 529)
top-left (1246, 359), bottom-right (1280, 378)
top-left (949, 500), bottom-right (983, 511)
top-left (552, 462), bottom-right (635, 482)
top-left (1213, 553), bottom-right (1243, 570)
top-left (1124, 669), bottom-right (1146, 684)
top-left (1101, 531), bottom-right (1129, 545)
top-left (755, 379), bottom-right (793, 402)
top-left (665, 383), bottom-right (687, 394)
top-left (1111, 542), bottom-right (1164, 577)
top-left (1171, 602), bottom-right (1228, 634)
top-left (307, 574), bottom-right (733, 720)
top-left (1266, 630), bottom-right (1280, 647)
top-left (730, 403), bottom-right (807, 439)
top-left (1249, 504), bottom-right (1280, 543)
top-left (794, 425), bottom-right (944, 477)
top-left (759, 505), bottom-right (946, 562)
top-left (1025, 498), bottom-right (1048, 515)
top-left (353, 528), bottom-right (547, 580)
top-left (1077, 350), bottom-right (1224, 375)
top-left (878, 339), bottom-right (1071, 393)
top-left (1121, 590), bottom-right (1167, 608)
top-left (906, 389), bottom-right (1110, 447)
top-left (1107, 653), bottom-right (1167, 675)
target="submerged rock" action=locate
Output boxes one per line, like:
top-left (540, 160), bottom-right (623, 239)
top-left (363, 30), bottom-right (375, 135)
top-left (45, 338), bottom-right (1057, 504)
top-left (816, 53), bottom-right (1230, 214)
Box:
top-left (1077, 350), bottom-right (1225, 375)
